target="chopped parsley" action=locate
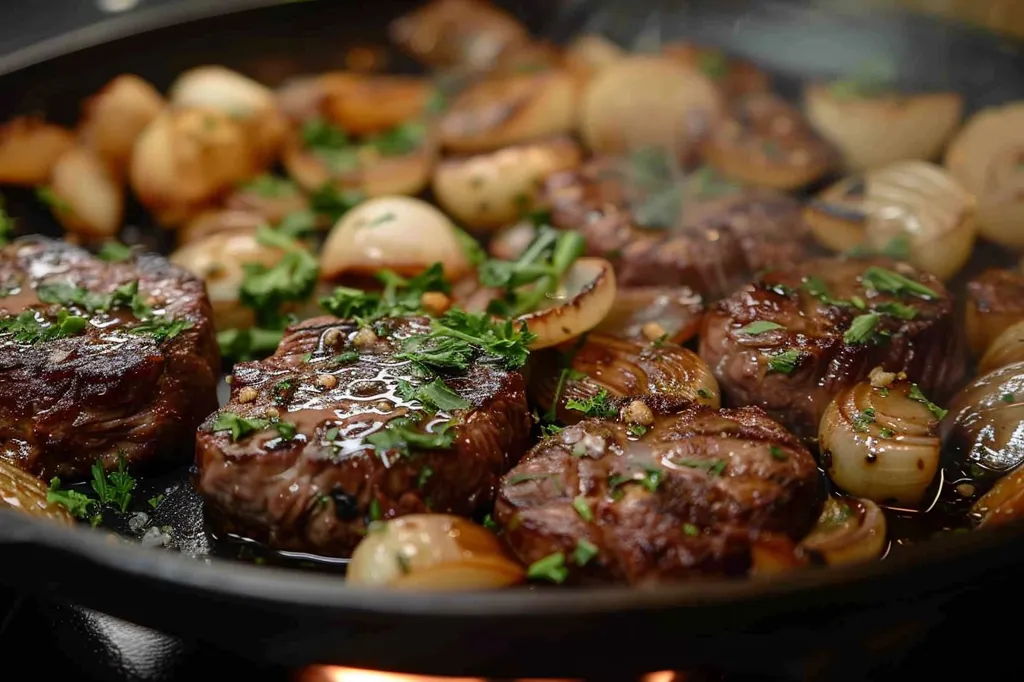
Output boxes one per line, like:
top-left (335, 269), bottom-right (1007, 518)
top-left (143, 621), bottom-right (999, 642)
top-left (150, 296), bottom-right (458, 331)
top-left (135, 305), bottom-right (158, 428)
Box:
top-left (36, 186), bottom-right (72, 215)
top-left (526, 551), bottom-right (569, 584)
top-left (90, 453), bottom-right (136, 513)
top-left (540, 423), bottom-right (564, 437)
top-left (46, 478), bottom-right (96, 520)
top-left (275, 210), bottom-right (319, 239)
top-left (481, 512), bottom-right (498, 531)
top-left (97, 241), bottom-right (133, 262)
top-left (737, 320), bottom-right (785, 336)
top-left (698, 49), bottom-right (729, 80)
top-left (565, 389), bottom-right (618, 419)
top-left (852, 407), bottom-right (876, 432)
top-left (363, 121), bottom-right (427, 156)
top-left (480, 226), bottom-right (586, 317)
top-left (506, 472), bottom-right (557, 485)
top-left (320, 262), bottom-right (448, 323)
top-left (37, 279), bottom-right (148, 317)
top-left (674, 458), bottom-right (727, 476)
top-left (683, 523), bottom-right (700, 537)
top-left (239, 227), bottom-right (319, 328)
top-left (148, 494), bottom-right (165, 509)
top-left (697, 388), bottom-right (712, 400)
top-left (609, 466), bottom-right (664, 494)
top-left (573, 538), bottom-right (599, 567)
top-left (908, 384), bottom-right (948, 420)
top-left (309, 184), bottom-right (364, 223)
top-left (879, 427), bottom-right (894, 438)
top-left (572, 496), bottom-right (594, 522)
top-left (766, 349), bottom-right (803, 375)
top-left (211, 411), bottom-right (296, 442)
top-left (801, 276), bottom-right (849, 307)
top-left (1002, 393), bottom-right (1016, 404)
top-left (365, 418), bottom-right (454, 458)
top-left (0, 309), bottom-right (87, 344)
top-left (368, 498), bottom-right (382, 521)
top-left (874, 301), bottom-right (917, 320)
top-left (396, 377), bottom-right (471, 412)
top-left (127, 316), bottom-right (192, 343)
top-left (627, 424), bottom-right (648, 438)
top-left (240, 174), bottom-right (298, 197)
top-left (397, 309), bottom-right (535, 372)
top-left (302, 117), bottom-right (349, 149)
top-left (418, 466), bottom-right (433, 488)
top-left (0, 196), bottom-right (13, 245)
top-left (880, 235), bottom-right (910, 260)
top-left (769, 446), bottom-right (788, 461)
top-left (217, 327), bottom-right (285, 363)
top-left (861, 266), bottom-right (938, 300)
top-left (844, 313), bottom-right (881, 345)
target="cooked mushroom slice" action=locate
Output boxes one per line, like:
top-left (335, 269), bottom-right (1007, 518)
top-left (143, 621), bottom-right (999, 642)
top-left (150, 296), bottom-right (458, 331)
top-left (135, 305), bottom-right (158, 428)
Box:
top-left (0, 117), bottom-right (75, 186)
top-left (439, 70), bottom-right (577, 154)
top-left (862, 161), bottom-right (977, 281)
top-left (0, 460), bottom-right (74, 526)
top-left (592, 286), bottom-right (705, 346)
top-left (515, 257), bottom-right (616, 350)
top-left (45, 146), bottom-right (124, 241)
top-left (820, 376), bottom-right (942, 509)
top-left (942, 360), bottom-right (1024, 502)
top-left (973, 466), bottom-right (1024, 528)
top-left (530, 332), bottom-right (720, 425)
top-left (388, 0), bottom-right (529, 71)
top-left (799, 496), bottom-right (887, 566)
top-left (433, 136), bottom-right (581, 231)
top-left (704, 93), bottom-right (833, 191)
top-left (979, 320), bottom-right (1024, 376)
top-left (580, 56), bottom-right (723, 155)
top-left (965, 268), bottom-right (1024, 358)
top-left (320, 73), bottom-right (435, 136)
top-left (945, 102), bottom-right (1024, 249)
top-left (78, 74), bottom-right (165, 174)
top-left (130, 108), bottom-right (259, 227)
top-left (804, 175), bottom-right (867, 254)
top-left (320, 195), bottom-right (471, 282)
top-left (662, 42), bottom-right (771, 102)
top-left (805, 83), bottom-right (962, 171)
top-left (168, 65), bottom-right (288, 166)
top-left (347, 514), bottom-right (525, 590)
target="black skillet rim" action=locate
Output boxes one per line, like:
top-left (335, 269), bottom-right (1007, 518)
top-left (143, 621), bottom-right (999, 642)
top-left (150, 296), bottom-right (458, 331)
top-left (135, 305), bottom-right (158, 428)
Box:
top-left (1, 0), bottom-right (1023, 622)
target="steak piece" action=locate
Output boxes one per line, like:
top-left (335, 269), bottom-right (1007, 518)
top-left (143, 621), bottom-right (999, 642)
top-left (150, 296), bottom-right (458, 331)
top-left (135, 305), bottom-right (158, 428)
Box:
top-left (0, 236), bottom-right (219, 479)
top-left (699, 257), bottom-right (963, 440)
top-left (965, 268), bottom-right (1024, 357)
top-left (196, 315), bottom-right (532, 557)
top-left (495, 402), bottom-right (822, 584)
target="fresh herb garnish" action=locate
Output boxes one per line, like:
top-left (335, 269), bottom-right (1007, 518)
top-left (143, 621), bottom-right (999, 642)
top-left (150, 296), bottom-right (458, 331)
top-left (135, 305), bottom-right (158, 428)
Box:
top-left (769, 446), bottom-right (788, 461)
top-left (481, 512), bottom-right (498, 531)
top-left (309, 184), bottom-right (364, 223)
top-left (241, 174), bottom-right (298, 197)
top-left (240, 227), bottom-right (319, 328)
top-left (1002, 393), bottom-right (1016, 404)
top-left (801, 276), bottom-right (847, 307)
top-left (766, 349), bottom-right (804, 375)
top-left (572, 496), bottom-right (594, 522)
top-left (127, 316), bottom-right (192, 343)
top-left (861, 266), bottom-right (938, 300)
top-left (211, 411), bottom-right (295, 442)
top-left (683, 523), bottom-right (700, 537)
top-left (737, 320), bottom-right (785, 336)
top-left (481, 226), bottom-right (586, 317)
top-left (0, 309), bottom-right (88, 344)
top-left (90, 453), bottom-right (136, 513)
top-left (217, 327), bottom-right (285, 362)
top-left (320, 262), bottom-right (448, 323)
top-left (398, 309), bottom-right (535, 372)
top-left (627, 424), bottom-right (648, 438)
top-left (97, 241), bottom-right (133, 262)
top-left (36, 186), bottom-right (73, 215)
top-left (363, 121), bottom-right (426, 156)
top-left (148, 494), bottom-right (165, 509)
top-left (880, 235), bottom-right (910, 260)
top-left (506, 472), bottom-right (557, 485)
top-left (573, 538), bottom-right (599, 566)
top-left (908, 384), bottom-right (948, 420)
top-left (396, 377), bottom-right (471, 412)
top-left (418, 466), bottom-right (434, 488)
top-left (879, 427), bottom-right (894, 438)
top-left (275, 210), bottom-right (319, 239)
top-left (46, 478), bottom-right (96, 520)
top-left (697, 49), bottom-right (729, 80)
top-left (844, 313), bottom-right (881, 345)
top-left (302, 117), bottom-right (349, 149)
top-left (526, 552), bottom-right (569, 584)
top-left (565, 389), bottom-right (618, 419)
top-left (674, 458), bottom-right (727, 476)
top-left (852, 407), bottom-right (876, 432)
top-left (365, 418), bottom-right (454, 458)
top-left (874, 301), bottom-right (917, 320)
top-left (0, 196), bottom-right (13, 245)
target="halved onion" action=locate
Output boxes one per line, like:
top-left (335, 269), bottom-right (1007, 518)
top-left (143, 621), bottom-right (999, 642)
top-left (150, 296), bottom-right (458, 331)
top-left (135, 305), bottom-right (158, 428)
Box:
top-left (0, 460), bottom-right (73, 526)
top-left (432, 136), bottom-right (581, 231)
top-left (177, 209), bottom-right (268, 246)
top-left (803, 175), bottom-right (867, 254)
top-left (168, 65), bottom-right (288, 166)
top-left (862, 160), bottom-right (977, 280)
top-left (965, 268), bottom-right (1024, 358)
top-left (320, 195), bottom-right (471, 282)
top-left (804, 84), bottom-right (962, 171)
top-left (563, 34), bottom-right (625, 83)
top-left (489, 220), bottom-right (537, 261)
top-left (129, 108), bottom-right (259, 227)
top-left (530, 331), bottom-right (721, 424)
top-left (979, 320), bottom-right (1024, 376)
top-left (820, 377), bottom-right (942, 508)
top-left (580, 56), bottom-right (723, 155)
top-left (799, 496), bottom-right (887, 566)
top-left (515, 257), bottom-right (616, 350)
top-left (0, 117), bottom-right (75, 186)
top-left (662, 42), bottom-right (771, 102)
top-left (973, 466), bottom-right (1024, 528)
top-left (222, 175), bottom-right (309, 226)
top-left (347, 514), bottom-right (525, 590)
top-left (945, 102), bottom-right (1024, 250)
top-left (439, 70), bottom-right (578, 153)
top-left (78, 74), bottom-right (165, 174)
top-left (321, 73), bottom-right (434, 136)
top-left (47, 146), bottom-right (124, 241)
top-left (591, 286), bottom-right (704, 346)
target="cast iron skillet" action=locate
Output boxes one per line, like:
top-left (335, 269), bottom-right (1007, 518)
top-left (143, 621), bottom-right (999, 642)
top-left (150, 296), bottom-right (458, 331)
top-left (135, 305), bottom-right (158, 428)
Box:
top-left (2, 0), bottom-right (1024, 679)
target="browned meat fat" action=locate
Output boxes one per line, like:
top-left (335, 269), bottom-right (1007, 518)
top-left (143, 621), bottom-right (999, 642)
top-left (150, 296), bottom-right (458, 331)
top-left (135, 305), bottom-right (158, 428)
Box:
top-left (495, 403), bottom-right (822, 584)
top-left (0, 236), bottom-right (219, 479)
top-left (965, 267), bottom-right (1024, 357)
top-left (195, 315), bottom-right (532, 557)
top-left (699, 256), bottom-right (963, 440)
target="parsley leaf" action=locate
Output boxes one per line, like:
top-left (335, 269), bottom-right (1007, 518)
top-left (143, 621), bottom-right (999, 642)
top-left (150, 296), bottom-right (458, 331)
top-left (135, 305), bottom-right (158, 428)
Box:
top-left (211, 411), bottom-right (295, 442)
top-left (852, 407), bottom-right (876, 432)
top-left (908, 384), bottom-right (948, 420)
top-left (91, 453), bottom-right (135, 513)
top-left (861, 266), bottom-right (938, 300)
top-left (0, 309), bottom-right (88, 344)
top-left (127, 317), bottom-right (192, 343)
top-left (766, 349), bottom-right (804, 374)
top-left (573, 538), bottom-right (599, 566)
top-left (844, 313), bottom-right (881, 345)
top-left (0, 196), bottom-right (13, 246)
top-left (36, 186), bottom-right (73, 215)
top-left (526, 552), bottom-right (568, 584)
top-left (309, 184), bottom-right (364, 223)
top-left (240, 227), bottom-right (319, 327)
top-left (302, 117), bottom-right (349, 149)
top-left (240, 174), bottom-right (298, 198)
top-left (46, 477), bottom-right (96, 519)
top-left (365, 418), bottom-right (454, 458)
top-left (363, 121), bottom-right (426, 156)
top-left (97, 241), bottom-right (133, 262)
top-left (874, 301), bottom-right (917, 320)
top-left (396, 377), bottom-right (471, 412)
top-left (737, 320), bottom-right (785, 336)
top-left (572, 496), bottom-right (594, 522)
top-left (320, 262), bottom-right (449, 322)
top-left (565, 389), bottom-right (618, 419)
top-left (217, 326), bottom-right (285, 362)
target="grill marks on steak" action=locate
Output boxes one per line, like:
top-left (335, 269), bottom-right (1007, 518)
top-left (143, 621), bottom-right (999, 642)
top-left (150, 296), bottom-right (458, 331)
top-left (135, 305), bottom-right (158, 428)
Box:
top-left (495, 403), bottom-right (822, 584)
top-left (0, 237), bottom-right (219, 479)
top-left (698, 257), bottom-right (963, 440)
top-left (195, 315), bottom-right (532, 557)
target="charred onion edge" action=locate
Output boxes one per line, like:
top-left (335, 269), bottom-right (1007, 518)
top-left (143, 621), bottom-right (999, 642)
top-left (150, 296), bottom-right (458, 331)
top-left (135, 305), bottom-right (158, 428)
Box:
top-left (800, 497), bottom-right (887, 565)
top-left (515, 257), bottom-right (617, 350)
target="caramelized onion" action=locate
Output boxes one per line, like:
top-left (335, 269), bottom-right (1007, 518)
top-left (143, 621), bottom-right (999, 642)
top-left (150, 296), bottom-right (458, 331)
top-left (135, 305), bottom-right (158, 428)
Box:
top-left (488, 220), bottom-right (537, 261)
top-left (979, 320), bottom-right (1024, 376)
top-left (530, 332), bottom-right (721, 424)
top-left (178, 209), bottom-right (268, 246)
top-left (820, 378), bottom-right (942, 508)
top-left (0, 460), bottom-right (73, 526)
top-left (799, 497), bottom-right (887, 565)
top-left (320, 73), bottom-right (433, 136)
top-left (564, 34), bottom-right (626, 83)
top-left (862, 161), bottom-right (977, 280)
top-left (592, 286), bottom-right (704, 345)
top-left (662, 42), bottom-right (771, 103)
top-left (973, 466), bottom-right (1024, 528)
top-left (347, 514), bottom-right (525, 590)
top-left (515, 257), bottom-right (616, 350)
top-left (47, 146), bottom-right (124, 241)
top-left (804, 84), bottom-right (962, 171)
top-left (945, 102), bottom-right (1024, 249)
top-left (433, 137), bottom-right (580, 231)
top-left (580, 55), bottom-right (723, 155)
top-left (803, 175), bottom-right (867, 254)
top-left (320, 195), bottom-right (471, 282)
top-left (0, 117), bottom-right (75, 186)
top-left (78, 74), bottom-right (165, 174)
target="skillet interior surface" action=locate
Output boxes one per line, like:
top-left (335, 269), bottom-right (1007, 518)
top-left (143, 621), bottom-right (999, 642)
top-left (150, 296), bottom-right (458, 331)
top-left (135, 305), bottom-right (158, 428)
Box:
top-left (1, 0), bottom-right (1024, 676)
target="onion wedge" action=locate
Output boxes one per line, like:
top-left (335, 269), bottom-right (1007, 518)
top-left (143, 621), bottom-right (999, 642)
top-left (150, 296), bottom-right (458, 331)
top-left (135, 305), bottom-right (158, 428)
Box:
top-left (515, 257), bottom-right (616, 350)
top-left (0, 460), bottom-right (74, 525)
top-left (800, 496), bottom-right (887, 566)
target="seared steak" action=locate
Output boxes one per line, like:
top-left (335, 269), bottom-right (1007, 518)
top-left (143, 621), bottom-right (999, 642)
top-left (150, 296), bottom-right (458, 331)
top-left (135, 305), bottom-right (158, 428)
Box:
top-left (699, 257), bottom-right (963, 440)
top-left (0, 236), bottom-right (219, 479)
top-left (965, 268), bottom-right (1024, 357)
top-left (495, 402), bottom-right (822, 584)
top-left (195, 315), bottom-right (532, 557)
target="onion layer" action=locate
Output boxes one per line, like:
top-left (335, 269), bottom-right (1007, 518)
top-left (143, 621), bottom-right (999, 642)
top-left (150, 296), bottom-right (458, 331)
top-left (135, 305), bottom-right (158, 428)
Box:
top-left (979, 320), bottom-right (1024, 376)
top-left (863, 160), bottom-right (977, 280)
top-left (0, 117), bottom-right (75, 186)
top-left (820, 377), bottom-right (942, 508)
top-left (592, 286), bottom-right (704, 346)
top-left (973, 466), bottom-right (1024, 528)
top-left (79, 74), bottom-right (165, 174)
top-left (803, 175), bottom-right (867, 254)
top-left (320, 73), bottom-right (433, 136)
top-left (347, 514), bottom-right (525, 590)
top-left (48, 146), bottom-right (125, 241)
top-left (320, 195), bottom-right (471, 282)
top-left (515, 257), bottom-right (616, 350)
top-left (0, 460), bottom-right (73, 525)
top-left (799, 496), bottom-right (887, 566)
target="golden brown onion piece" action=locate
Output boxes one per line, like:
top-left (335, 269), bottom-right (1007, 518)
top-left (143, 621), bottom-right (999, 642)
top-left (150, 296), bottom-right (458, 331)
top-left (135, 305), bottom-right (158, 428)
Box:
top-left (973, 466), bottom-right (1024, 528)
top-left (178, 209), bottom-right (269, 246)
top-left (662, 42), bottom-right (770, 102)
top-left (0, 460), bottom-right (73, 526)
top-left (803, 175), bottom-right (867, 254)
top-left (862, 160), bottom-right (977, 281)
top-left (78, 74), bottom-right (165, 174)
top-left (0, 117), bottom-right (75, 186)
top-left (492, 40), bottom-right (564, 76)
top-left (819, 376), bottom-right (942, 509)
top-left (46, 146), bottom-right (125, 241)
top-left (515, 257), bottom-right (616, 350)
top-left (564, 34), bottom-right (626, 83)
top-left (946, 102), bottom-right (1024, 249)
top-left (804, 84), bottom-right (962, 171)
top-left (439, 70), bottom-right (577, 154)
top-left (320, 73), bottom-right (434, 136)
top-left (530, 332), bottom-right (720, 424)
top-left (704, 92), bottom-right (833, 191)
top-left (592, 286), bottom-right (704, 346)
top-left (320, 195), bottom-right (471, 282)
top-left (979, 320), bottom-right (1024, 376)
top-left (965, 268), bottom-right (1024, 358)
top-left (941, 360), bottom-right (1024, 501)
top-left (799, 496), bottom-right (887, 566)
top-left (221, 175), bottom-right (310, 227)
top-left (432, 136), bottom-right (581, 231)
top-left (347, 514), bottom-right (525, 590)
top-left (580, 56), bottom-right (723, 155)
